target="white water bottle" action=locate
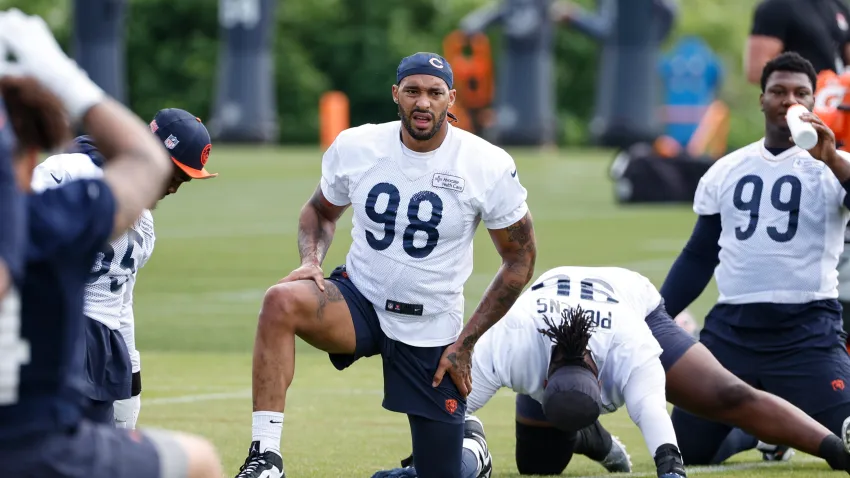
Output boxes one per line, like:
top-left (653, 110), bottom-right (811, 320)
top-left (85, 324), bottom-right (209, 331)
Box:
top-left (786, 104), bottom-right (819, 150)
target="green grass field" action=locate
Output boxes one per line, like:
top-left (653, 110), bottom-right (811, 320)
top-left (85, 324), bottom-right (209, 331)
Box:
top-left (133, 145), bottom-right (835, 477)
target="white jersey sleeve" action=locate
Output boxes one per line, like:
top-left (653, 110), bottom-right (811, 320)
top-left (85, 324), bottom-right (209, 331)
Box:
top-left (828, 150), bottom-right (850, 208)
top-left (470, 150), bottom-right (529, 229)
top-left (320, 130), bottom-right (362, 207)
top-left (692, 153), bottom-right (729, 216)
top-left (468, 293), bottom-right (551, 412)
top-left (622, 360), bottom-right (678, 458)
top-left (31, 153), bottom-right (103, 192)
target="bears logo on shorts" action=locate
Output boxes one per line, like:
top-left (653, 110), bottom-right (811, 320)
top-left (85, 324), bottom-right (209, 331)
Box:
top-left (445, 399), bottom-right (458, 414)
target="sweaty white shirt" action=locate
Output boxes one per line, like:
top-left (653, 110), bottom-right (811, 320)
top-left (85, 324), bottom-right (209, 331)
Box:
top-left (467, 266), bottom-right (677, 457)
top-left (469, 266), bottom-right (664, 413)
top-left (31, 154), bottom-right (156, 334)
top-left (321, 121), bottom-right (528, 346)
top-left (694, 140), bottom-right (850, 304)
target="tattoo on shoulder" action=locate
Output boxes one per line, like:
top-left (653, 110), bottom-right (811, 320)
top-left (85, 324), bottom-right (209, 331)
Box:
top-left (505, 214), bottom-right (533, 246)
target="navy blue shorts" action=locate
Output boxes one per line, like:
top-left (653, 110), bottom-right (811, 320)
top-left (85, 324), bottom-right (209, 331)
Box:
top-left (0, 420), bottom-right (165, 478)
top-left (326, 265), bottom-right (466, 424)
top-left (84, 318), bottom-right (133, 403)
top-left (701, 301), bottom-right (850, 416)
top-left (645, 302), bottom-right (698, 372)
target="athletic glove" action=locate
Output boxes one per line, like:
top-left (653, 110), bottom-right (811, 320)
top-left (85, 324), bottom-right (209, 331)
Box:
top-left (114, 394), bottom-right (141, 429)
top-left (0, 9), bottom-right (105, 122)
top-left (655, 443), bottom-right (687, 478)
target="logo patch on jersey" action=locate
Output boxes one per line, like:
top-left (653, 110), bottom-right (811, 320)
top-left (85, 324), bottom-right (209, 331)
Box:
top-left (793, 157), bottom-right (825, 172)
top-left (445, 398), bottom-right (458, 414)
top-left (833, 379), bottom-right (846, 392)
top-left (164, 134), bottom-right (179, 150)
top-left (432, 173), bottom-right (465, 192)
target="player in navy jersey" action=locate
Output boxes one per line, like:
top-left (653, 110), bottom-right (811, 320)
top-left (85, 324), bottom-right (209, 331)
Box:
top-left (0, 9), bottom-right (221, 478)
top-left (0, 93), bottom-right (23, 300)
top-left (661, 51), bottom-right (850, 465)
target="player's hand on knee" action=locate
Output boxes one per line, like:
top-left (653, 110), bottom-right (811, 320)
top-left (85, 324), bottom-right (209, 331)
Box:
top-left (278, 263), bottom-right (326, 291)
top-left (433, 341), bottom-right (473, 398)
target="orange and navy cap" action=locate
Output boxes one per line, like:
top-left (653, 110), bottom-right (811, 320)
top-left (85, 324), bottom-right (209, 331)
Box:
top-left (149, 108), bottom-right (217, 179)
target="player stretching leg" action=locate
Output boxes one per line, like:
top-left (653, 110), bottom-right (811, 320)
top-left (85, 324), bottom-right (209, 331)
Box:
top-left (378, 265), bottom-right (850, 476)
top-left (661, 52), bottom-right (850, 469)
top-left (31, 109), bottom-right (218, 429)
top-left (0, 9), bottom-right (222, 477)
top-left (376, 266), bottom-right (689, 478)
top-left (234, 52), bottom-right (537, 478)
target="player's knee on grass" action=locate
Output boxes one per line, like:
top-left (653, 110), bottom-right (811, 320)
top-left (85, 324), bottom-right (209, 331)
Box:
top-left (409, 414), bottom-right (464, 478)
top-left (145, 429), bottom-right (222, 478)
top-left (515, 420), bottom-right (577, 475)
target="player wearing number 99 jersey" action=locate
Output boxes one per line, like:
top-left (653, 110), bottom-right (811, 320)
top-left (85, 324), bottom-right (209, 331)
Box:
top-left (660, 52), bottom-right (850, 465)
top-left (235, 52), bottom-right (536, 478)
top-left (31, 108), bottom-right (217, 429)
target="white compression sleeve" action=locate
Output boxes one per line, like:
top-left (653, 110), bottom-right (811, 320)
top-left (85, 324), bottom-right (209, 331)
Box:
top-left (467, 355), bottom-right (502, 414)
top-left (623, 359), bottom-right (678, 458)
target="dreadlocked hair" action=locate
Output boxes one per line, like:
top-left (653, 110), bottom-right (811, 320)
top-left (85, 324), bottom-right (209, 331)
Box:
top-left (537, 305), bottom-right (596, 369)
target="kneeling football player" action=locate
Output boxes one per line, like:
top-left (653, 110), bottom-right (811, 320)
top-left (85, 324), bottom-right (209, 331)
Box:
top-left (376, 265), bottom-right (850, 477)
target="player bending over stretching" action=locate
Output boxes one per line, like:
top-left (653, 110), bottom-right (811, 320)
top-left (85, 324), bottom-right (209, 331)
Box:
top-left (233, 52), bottom-right (536, 478)
top-left (377, 265), bottom-right (850, 476)
top-left (31, 109), bottom-right (218, 429)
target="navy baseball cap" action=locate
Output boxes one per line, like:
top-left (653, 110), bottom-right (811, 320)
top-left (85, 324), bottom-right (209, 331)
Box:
top-left (542, 365), bottom-right (601, 433)
top-left (397, 52), bottom-right (454, 89)
top-left (149, 108), bottom-right (217, 179)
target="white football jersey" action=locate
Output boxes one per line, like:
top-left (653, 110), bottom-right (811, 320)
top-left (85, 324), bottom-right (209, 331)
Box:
top-left (31, 153), bottom-right (156, 331)
top-left (468, 266), bottom-right (664, 414)
top-left (321, 121), bottom-right (528, 347)
top-left (694, 140), bottom-right (850, 304)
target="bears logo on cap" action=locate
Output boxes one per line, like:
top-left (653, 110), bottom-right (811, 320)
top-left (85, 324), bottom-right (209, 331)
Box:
top-left (201, 144), bottom-right (211, 167)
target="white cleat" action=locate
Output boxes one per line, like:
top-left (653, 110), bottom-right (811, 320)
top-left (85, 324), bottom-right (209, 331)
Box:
top-left (598, 435), bottom-right (632, 473)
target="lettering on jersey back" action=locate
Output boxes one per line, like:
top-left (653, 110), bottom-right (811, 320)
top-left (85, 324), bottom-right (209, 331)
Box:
top-left (535, 298), bottom-right (613, 330)
top-left (431, 173), bottom-right (465, 192)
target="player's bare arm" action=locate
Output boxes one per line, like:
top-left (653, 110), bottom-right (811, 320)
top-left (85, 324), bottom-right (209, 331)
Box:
top-left (0, 260), bottom-right (9, 298)
top-left (89, 100), bottom-right (172, 240)
top-left (432, 211), bottom-right (537, 396)
top-left (802, 111), bottom-right (850, 183)
top-left (280, 184), bottom-right (350, 289)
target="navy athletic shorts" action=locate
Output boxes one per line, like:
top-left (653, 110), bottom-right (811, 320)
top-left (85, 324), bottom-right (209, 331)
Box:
top-left (326, 265), bottom-right (466, 424)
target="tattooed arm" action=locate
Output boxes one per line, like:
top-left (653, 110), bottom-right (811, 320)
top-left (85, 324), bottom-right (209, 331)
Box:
top-left (432, 211), bottom-right (537, 396)
top-left (278, 183), bottom-right (349, 289)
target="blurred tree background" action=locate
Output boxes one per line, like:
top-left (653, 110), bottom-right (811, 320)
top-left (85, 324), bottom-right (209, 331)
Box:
top-left (0, 0), bottom-right (763, 148)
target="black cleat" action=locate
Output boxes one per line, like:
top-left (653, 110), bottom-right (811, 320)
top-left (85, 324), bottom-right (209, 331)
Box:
top-left (235, 441), bottom-right (285, 478)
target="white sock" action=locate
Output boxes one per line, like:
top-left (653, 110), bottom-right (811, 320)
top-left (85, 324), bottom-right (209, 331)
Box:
top-left (252, 411), bottom-right (283, 455)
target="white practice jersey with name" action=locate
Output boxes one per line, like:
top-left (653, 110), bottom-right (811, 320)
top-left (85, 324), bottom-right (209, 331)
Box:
top-left (694, 140), bottom-right (850, 304)
top-left (321, 121), bottom-right (528, 347)
top-left (468, 266), bottom-right (664, 414)
top-left (31, 153), bottom-right (156, 331)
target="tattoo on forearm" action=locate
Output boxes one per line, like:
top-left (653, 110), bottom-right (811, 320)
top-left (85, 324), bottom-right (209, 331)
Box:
top-left (459, 213), bottom-right (537, 352)
top-left (298, 192), bottom-right (336, 264)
